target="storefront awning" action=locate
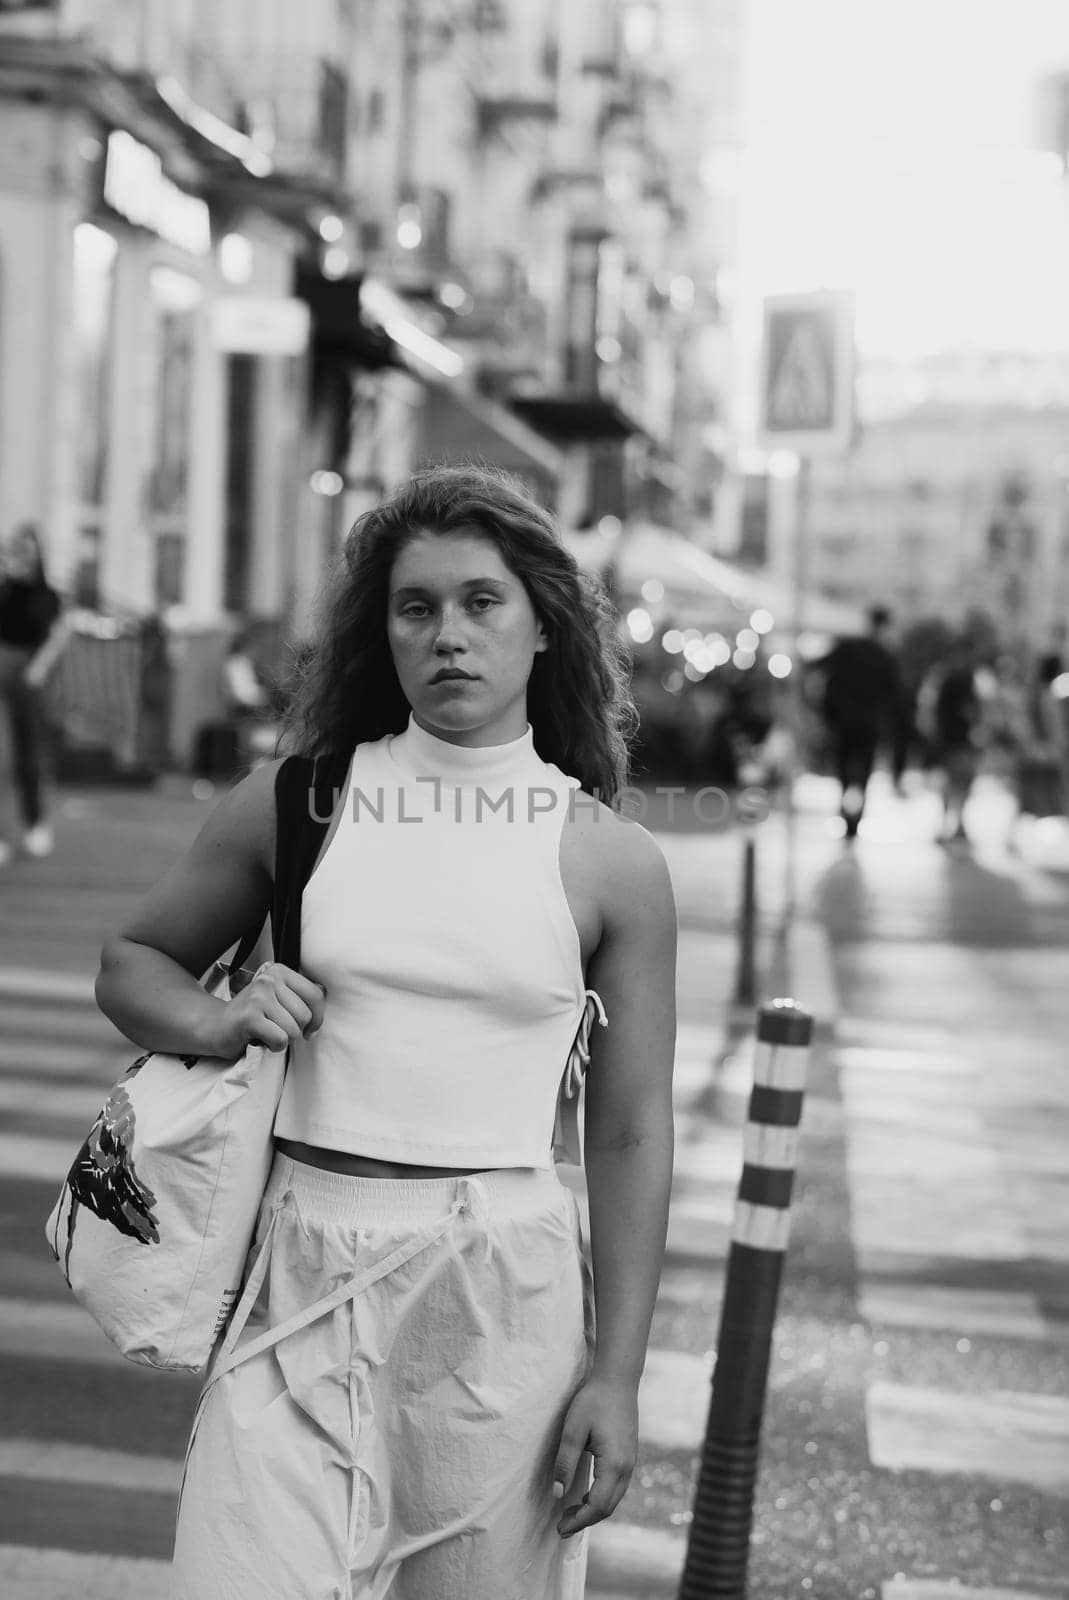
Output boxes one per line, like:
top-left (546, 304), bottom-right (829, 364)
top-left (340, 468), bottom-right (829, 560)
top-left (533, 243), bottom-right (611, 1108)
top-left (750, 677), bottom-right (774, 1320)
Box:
top-left (418, 383), bottom-right (565, 485)
top-left (508, 393), bottom-right (642, 442)
top-left (565, 522), bottom-right (865, 637)
top-left (296, 268), bottom-right (402, 371)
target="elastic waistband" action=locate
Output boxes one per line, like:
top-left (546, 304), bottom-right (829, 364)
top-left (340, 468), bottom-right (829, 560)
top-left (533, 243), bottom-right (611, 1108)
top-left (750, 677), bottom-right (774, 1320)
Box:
top-left (264, 1152), bottom-right (570, 1225)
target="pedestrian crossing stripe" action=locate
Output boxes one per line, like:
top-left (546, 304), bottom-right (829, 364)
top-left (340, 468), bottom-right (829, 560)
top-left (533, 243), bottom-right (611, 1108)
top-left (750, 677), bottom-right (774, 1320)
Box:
top-left (0, 1131), bottom-right (83, 1182)
top-left (0, 1546), bottom-right (170, 1600)
top-left (866, 1380), bottom-right (1069, 1494)
top-left (0, 1298), bottom-right (142, 1368)
top-left (0, 968), bottom-right (95, 1001)
top-left (0, 1078), bottom-right (109, 1119)
top-left (0, 1548), bottom-right (1052, 1600)
top-left (883, 1582), bottom-right (1054, 1600)
top-left (0, 1440), bottom-right (180, 1494)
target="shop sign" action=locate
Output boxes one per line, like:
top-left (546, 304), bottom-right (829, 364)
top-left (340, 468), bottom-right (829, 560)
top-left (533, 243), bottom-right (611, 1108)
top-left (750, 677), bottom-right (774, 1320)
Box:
top-left (103, 131), bottom-right (211, 256)
top-left (757, 290), bottom-right (855, 455)
top-left (213, 296), bottom-right (311, 355)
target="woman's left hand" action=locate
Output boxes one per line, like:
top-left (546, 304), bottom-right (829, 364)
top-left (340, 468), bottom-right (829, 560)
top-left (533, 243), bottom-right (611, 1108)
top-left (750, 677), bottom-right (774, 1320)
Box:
top-left (552, 1373), bottom-right (638, 1538)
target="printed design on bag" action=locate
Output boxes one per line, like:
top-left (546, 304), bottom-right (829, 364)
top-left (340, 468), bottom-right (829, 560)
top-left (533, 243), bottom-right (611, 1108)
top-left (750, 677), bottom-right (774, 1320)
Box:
top-left (56, 1055), bottom-right (161, 1283)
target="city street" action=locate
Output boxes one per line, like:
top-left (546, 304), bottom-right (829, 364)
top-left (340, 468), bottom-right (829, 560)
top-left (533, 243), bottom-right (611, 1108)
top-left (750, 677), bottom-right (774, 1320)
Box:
top-left (0, 770), bottom-right (1066, 1599)
top-left (4, 3), bottom-right (1069, 1597)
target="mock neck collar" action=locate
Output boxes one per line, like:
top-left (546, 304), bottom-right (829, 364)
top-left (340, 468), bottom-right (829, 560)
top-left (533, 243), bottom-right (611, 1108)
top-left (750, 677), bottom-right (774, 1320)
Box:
top-left (389, 714), bottom-right (539, 788)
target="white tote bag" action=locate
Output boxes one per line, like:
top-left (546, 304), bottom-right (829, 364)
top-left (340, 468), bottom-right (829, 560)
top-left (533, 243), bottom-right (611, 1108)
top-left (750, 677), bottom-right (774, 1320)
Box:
top-left (44, 960), bottom-right (287, 1373)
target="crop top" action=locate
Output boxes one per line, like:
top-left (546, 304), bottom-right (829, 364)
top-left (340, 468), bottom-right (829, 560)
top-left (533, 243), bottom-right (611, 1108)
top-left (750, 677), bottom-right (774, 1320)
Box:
top-left (273, 715), bottom-right (602, 1168)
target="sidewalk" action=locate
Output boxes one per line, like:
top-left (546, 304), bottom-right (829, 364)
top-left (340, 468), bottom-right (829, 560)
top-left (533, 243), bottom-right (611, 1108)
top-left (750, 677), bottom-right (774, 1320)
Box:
top-left (590, 772), bottom-right (1069, 1600)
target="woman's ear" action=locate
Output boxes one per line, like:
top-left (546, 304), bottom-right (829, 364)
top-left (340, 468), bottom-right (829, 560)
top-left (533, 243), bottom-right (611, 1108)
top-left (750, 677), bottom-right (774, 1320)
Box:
top-left (535, 623), bottom-right (549, 654)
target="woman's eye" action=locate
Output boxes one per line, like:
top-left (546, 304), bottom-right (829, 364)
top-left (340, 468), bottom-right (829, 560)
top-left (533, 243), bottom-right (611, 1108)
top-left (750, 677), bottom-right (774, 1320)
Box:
top-left (401, 604), bottom-right (430, 619)
top-left (468, 595), bottom-right (498, 612)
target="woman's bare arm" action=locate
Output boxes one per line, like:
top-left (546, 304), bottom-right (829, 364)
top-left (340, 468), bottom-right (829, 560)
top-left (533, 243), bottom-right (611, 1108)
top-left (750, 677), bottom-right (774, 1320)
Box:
top-left (95, 759), bottom-right (324, 1059)
top-left (553, 811), bottom-right (677, 1537)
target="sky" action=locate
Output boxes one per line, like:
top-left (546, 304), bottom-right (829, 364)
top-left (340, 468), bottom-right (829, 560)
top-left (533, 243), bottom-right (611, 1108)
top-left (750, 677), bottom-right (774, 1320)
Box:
top-left (730, 0), bottom-right (1069, 359)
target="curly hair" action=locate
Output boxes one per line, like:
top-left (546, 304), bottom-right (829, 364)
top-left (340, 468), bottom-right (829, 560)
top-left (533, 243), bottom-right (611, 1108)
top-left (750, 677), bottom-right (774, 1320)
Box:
top-left (280, 465), bottom-right (636, 801)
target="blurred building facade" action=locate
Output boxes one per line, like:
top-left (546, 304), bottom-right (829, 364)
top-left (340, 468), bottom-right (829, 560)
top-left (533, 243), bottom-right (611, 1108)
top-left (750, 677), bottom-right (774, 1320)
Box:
top-left (0, 0), bottom-right (354, 761)
top-left (0, 0), bottom-right (739, 765)
top-left (792, 352), bottom-right (1069, 652)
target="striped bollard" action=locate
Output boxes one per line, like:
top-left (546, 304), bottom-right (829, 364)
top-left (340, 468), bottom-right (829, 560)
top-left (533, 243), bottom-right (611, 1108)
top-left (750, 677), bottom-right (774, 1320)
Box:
top-left (678, 998), bottom-right (813, 1600)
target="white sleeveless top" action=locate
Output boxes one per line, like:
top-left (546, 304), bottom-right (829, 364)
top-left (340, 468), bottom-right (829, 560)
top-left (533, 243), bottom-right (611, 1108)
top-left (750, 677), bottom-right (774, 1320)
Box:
top-left (274, 715), bottom-right (592, 1168)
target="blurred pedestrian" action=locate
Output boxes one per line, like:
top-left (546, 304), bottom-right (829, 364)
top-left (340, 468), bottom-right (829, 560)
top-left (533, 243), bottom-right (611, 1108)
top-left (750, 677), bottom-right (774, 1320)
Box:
top-left (94, 465), bottom-right (678, 1599)
top-left (921, 635), bottom-right (984, 846)
top-left (811, 604), bottom-right (902, 839)
top-left (0, 521), bottom-right (68, 865)
top-left (221, 627), bottom-right (279, 771)
top-left (889, 673), bottom-right (918, 794)
top-left (1001, 652), bottom-right (1069, 849)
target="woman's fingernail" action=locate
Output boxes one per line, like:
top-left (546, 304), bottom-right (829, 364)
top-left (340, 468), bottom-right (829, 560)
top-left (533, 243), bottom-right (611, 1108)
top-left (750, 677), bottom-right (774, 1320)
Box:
top-left (552, 1481), bottom-right (564, 1500)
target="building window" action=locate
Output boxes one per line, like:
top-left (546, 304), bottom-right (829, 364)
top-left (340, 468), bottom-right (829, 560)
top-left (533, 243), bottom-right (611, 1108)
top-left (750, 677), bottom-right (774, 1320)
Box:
top-left (317, 59), bottom-right (348, 172)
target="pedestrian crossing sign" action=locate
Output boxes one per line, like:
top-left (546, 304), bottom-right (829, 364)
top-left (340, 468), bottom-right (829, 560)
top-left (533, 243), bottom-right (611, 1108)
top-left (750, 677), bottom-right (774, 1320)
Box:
top-left (757, 290), bottom-right (855, 455)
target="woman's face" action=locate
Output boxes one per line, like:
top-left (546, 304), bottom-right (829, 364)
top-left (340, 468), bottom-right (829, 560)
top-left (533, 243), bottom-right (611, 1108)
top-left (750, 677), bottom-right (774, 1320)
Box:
top-left (387, 531), bottom-right (547, 746)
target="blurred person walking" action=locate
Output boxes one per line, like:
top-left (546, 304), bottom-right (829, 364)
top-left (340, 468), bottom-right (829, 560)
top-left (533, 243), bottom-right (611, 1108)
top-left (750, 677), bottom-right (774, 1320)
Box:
top-left (221, 627), bottom-right (280, 772)
top-left (811, 604), bottom-right (902, 839)
top-left (1001, 652), bottom-right (1069, 850)
top-left (919, 635), bottom-right (984, 847)
top-left (0, 522), bottom-right (67, 865)
top-left (889, 672), bottom-right (919, 794)
top-left (94, 466), bottom-right (677, 1600)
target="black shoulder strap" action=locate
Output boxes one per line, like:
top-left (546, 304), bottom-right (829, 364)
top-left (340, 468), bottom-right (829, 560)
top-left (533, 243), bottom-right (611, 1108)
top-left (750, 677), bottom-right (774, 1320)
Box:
top-left (271, 752), bottom-right (350, 969)
top-left (227, 753), bottom-right (349, 977)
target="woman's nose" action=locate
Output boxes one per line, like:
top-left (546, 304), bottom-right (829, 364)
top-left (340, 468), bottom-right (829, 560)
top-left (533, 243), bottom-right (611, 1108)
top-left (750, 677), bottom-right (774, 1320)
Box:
top-left (433, 607), bottom-right (467, 651)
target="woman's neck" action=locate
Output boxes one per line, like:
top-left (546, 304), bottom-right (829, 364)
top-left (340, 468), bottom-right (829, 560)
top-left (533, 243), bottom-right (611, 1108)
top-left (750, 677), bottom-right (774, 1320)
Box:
top-left (390, 714), bottom-right (539, 788)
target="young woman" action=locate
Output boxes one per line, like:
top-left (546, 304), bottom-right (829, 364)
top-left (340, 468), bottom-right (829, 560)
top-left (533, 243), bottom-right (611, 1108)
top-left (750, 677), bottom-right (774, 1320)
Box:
top-left (0, 522), bottom-right (66, 862)
top-left (95, 466), bottom-right (678, 1599)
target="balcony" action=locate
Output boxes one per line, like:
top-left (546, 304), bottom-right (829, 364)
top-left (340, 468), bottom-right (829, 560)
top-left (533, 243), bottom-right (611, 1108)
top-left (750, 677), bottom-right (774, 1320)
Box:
top-left (180, 46), bottom-right (349, 182)
top-left (475, 90), bottom-right (556, 141)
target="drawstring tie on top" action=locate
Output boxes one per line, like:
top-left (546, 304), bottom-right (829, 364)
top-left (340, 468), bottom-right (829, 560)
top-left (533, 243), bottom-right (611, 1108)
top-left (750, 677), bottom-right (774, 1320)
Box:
top-left (552, 989), bottom-right (608, 1167)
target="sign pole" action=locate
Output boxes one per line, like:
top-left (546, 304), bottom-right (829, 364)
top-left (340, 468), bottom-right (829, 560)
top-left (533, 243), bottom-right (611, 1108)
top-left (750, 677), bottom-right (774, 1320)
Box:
top-left (756, 289), bottom-right (854, 965)
top-left (783, 455), bottom-right (810, 928)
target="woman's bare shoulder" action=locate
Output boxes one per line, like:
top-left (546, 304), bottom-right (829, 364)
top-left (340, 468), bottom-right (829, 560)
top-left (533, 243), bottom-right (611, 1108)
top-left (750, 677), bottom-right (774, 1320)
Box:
top-left (563, 789), bottom-right (674, 910)
top-left (190, 756), bottom-right (288, 875)
top-left (114, 758), bottom-right (291, 972)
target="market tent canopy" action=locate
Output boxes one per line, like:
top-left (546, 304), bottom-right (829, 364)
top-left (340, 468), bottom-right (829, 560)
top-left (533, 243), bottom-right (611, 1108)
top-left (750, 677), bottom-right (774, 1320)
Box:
top-left (563, 522), bottom-right (865, 639)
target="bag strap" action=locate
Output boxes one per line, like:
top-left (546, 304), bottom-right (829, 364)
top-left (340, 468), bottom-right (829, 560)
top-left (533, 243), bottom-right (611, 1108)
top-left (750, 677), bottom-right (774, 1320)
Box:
top-left (225, 752), bottom-right (350, 977)
top-left (270, 751), bottom-right (351, 969)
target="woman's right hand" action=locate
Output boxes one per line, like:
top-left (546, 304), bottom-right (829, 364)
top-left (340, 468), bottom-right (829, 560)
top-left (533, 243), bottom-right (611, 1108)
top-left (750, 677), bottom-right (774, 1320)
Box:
top-left (214, 962), bottom-right (326, 1058)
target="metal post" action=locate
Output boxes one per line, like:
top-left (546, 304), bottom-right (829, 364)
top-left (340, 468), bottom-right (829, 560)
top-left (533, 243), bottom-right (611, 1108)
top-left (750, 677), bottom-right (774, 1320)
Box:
top-left (783, 455), bottom-right (811, 927)
top-left (678, 999), bottom-right (813, 1600)
top-left (732, 826), bottom-right (758, 1009)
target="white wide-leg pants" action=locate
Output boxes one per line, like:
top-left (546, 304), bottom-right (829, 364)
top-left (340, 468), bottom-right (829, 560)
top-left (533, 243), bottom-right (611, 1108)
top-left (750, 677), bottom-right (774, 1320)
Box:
top-left (171, 1154), bottom-right (594, 1600)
